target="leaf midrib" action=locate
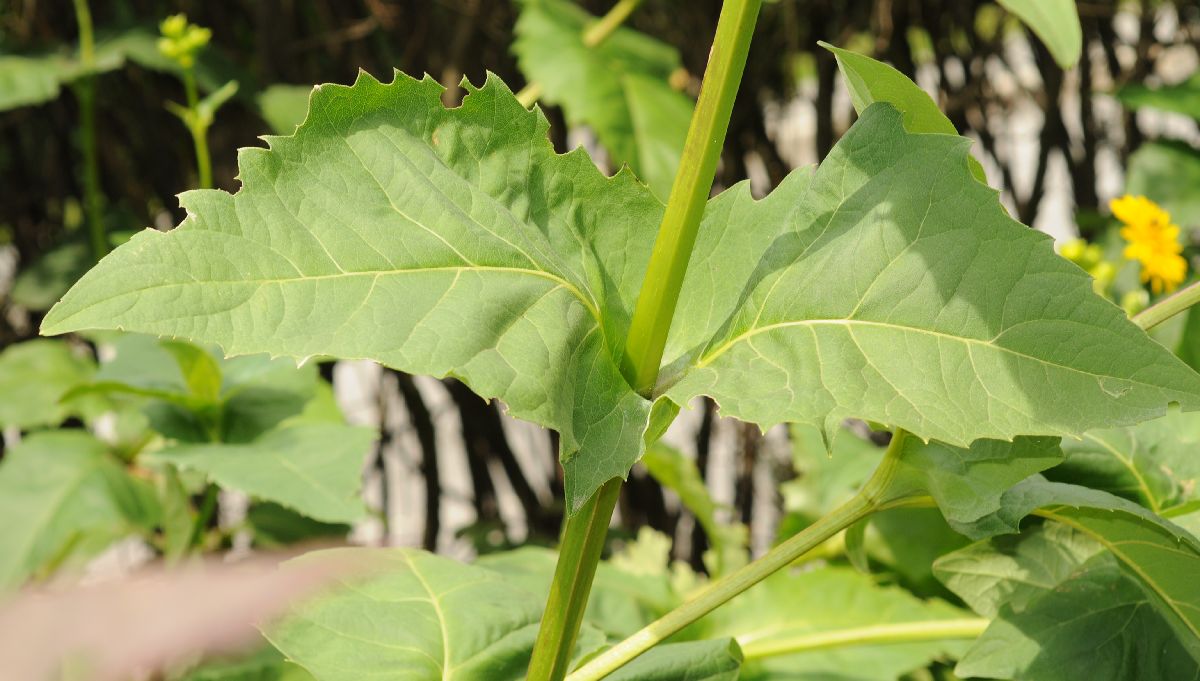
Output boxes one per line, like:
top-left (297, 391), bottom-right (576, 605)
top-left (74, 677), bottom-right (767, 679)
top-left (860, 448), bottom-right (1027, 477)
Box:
top-left (49, 264), bottom-right (602, 331)
top-left (695, 317), bottom-right (1165, 389)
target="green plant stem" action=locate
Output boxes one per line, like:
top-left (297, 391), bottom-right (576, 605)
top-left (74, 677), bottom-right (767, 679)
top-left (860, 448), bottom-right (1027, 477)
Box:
top-left (622, 0), bottom-right (761, 394)
top-left (739, 618), bottom-right (989, 660)
top-left (72, 0), bottom-right (106, 261)
top-left (581, 0), bottom-right (642, 46)
top-left (190, 483), bottom-right (219, 549)
top-left (567, 431), bottom-right (907, 681)
top-left (526, 478), bottom-right (622, 681)
top-left (528, 2), bottom-right (761, 680)
top-left (515, 0), bottom-right (645, 108)
top-left (1132, 280), bottom-right (1200, 330)
top-left (183, 70), bottom-right (213, 189)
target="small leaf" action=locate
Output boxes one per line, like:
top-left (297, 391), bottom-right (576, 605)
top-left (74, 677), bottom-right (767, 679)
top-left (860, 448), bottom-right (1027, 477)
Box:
top-left (997, 0), bottom-right (1083, 68)
top-left (150, 424), bottom-right (374, 523)
top-left (257, 84), bottom-right (313, 134)
top-left (0, 431), bottom-right (158, 588)
top-left (884, 433), bottom-right (1064, 531)
top-left (0, 339), bottom-right (95, 429)
top-left (514, 0), bottom-right (692, 198)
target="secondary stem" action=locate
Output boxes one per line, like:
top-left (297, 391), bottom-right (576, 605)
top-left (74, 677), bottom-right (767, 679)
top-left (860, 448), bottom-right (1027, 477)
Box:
top-left (567, 431), bottom-right (907, 681)
top-left (528, 2), bottom-right (762, 680)
top-left (515, 0), bottom-right (644, 108)
top-left (740, 618), bottom-right (989, 660)
top-left (183, 70), bottom-right (213, 189)
top-left (1132, 280), bottom-right (1200, 330)
top-left (72, 0), bottom-right (106, 261)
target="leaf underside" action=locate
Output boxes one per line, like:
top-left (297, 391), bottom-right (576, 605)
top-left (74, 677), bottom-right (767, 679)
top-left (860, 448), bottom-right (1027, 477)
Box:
top-left (43, 71), bottom-right (1200, 511)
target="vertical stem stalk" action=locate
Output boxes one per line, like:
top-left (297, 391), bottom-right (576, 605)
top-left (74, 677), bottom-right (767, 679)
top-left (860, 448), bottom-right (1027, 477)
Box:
top-left (566, 431), bottom-right (908, 681)
top-left (622, 0), bottom-right (762, 394)
top-left (528, 2), bottom-right (762, 680)
top-left (72, 0), bottom-right (106, 261)
top-left (526, 479), bottom-right (622, 681)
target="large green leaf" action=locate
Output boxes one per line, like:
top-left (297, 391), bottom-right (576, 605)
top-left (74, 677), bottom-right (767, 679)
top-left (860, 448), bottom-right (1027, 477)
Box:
top-left (1117, 71), bottom-right (1200, 121)
top-left (267, 548), bottom-right (605, 680)
top-left (0, 431), bottom-right (158, 588)
top-left (938, 525), bottom-right (1200, 680)
top-left (513, 0), bottom-right (692, 198)
top-left (697, 566), bottom-right (974, 681)
top-left (662, 103), bottom-right (1200, 448)
top-left (1050, 410), bottom-right (1200, 513)
top-left (1125, 140), bottom-right (1200, 230)
top-left (962, 477), bottom-right (1200, 660)
top-left (150, 424), bottom-right (374, 523)
top-left (0, 339), bottom-right (95, 429)
top-left (997, 0), bottom-right (1082, 68)
top-left (42, 73), bottom-right (656, 514)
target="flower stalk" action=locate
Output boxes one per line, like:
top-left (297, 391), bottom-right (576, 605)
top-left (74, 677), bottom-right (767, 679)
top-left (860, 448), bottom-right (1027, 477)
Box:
top-left (72, 0), bottom-right (106, 261)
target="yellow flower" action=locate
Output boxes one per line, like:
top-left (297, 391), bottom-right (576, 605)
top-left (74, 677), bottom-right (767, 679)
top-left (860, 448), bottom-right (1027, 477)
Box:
top-left (1111, 194), bottom-right (1187, 294)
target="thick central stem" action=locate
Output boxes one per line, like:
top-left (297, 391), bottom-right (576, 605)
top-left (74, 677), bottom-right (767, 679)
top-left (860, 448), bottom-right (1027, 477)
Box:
top-left (527, 2), bottom-right (763, 680)
top-left (622, 0), bottom-right (762, 395)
